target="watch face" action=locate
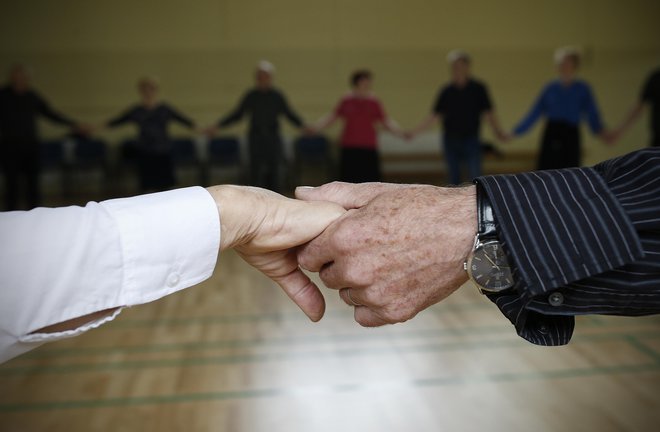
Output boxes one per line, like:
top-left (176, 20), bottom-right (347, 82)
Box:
top-left (468, 241), bottom-right (514, 292)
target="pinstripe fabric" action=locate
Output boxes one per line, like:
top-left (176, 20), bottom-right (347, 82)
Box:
top-left (477, 148), bottom-right (660, 346)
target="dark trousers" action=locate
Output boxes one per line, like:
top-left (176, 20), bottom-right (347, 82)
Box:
top-left (248, 134), bottom-right (285, 192)
top-left (340, 147), bottom-right (381, 183)
top-left (136, 150), bottom-right (176, 192)
top-left (538, 121), bottom-right (581, 170)
top-left (1, 143), bottom-right (41, 211)
top-left (443, 134), bottom-right (481, 185)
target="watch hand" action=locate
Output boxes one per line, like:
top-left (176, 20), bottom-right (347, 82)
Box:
top-left (484, 254), bottom-right (500, 270)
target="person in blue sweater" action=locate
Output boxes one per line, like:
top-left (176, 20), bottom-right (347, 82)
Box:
top-left (510, 47), bottom-right (614, 170)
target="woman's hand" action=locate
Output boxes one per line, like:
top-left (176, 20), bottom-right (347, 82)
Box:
top-left (206, 185), bottom-right (346, 322)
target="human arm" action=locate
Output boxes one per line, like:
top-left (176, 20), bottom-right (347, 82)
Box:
top-left (0, 186), bottom-right (344, 363)
top-left (612, 73), bottom-right (655, 141)
top-left (613, 102), bottom-right (646, 141)
top-left (166, 105), bottom-right (196, 129)
top-left (211, 93), bottom-right (251, 133)
top-left (35, 93), bottom-right (76, 127)
top-left (105, 107), bottom-right (137, 128)
top-left (373, 100), bottom-right (404, 138)
top-left (483, 110), bottom-right (510, 142)
top-left (278, 93), bottom-right (304, 128)
top-left (512, 88), bottom-right (547, 136)
top-left (581, 84), bottom-right (607, 139)
top-left (312, 112), bottom-right (340, 133)
top-left (296, 148), bottom-right (660, 344)
top-left (407, 89), bottom-right (444, 139)
top-left (406, 113), bottom-right (441, 139)
top-left (475, 148), bottom-right (658, 345)
top-left (381, 117), bottom-right (405, 138)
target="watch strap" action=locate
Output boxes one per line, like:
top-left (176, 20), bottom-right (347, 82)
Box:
top-left (476, 180), bottom-right (497, 239)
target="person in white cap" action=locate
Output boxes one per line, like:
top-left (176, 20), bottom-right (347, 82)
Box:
top-left (407, 50), bottom-right (508, 185)
top-left (205, 61), bottom-right (309, 192)
top-left (509, 47), bottom-right (614, 169)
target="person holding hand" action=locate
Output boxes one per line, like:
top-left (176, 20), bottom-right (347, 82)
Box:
top-left (611, 68), bottom-right (660, 147)
top-left (100, 76), bottom-right (198, 192)
top-left (0, 185), bottom-right (344, 363)
top-left (510, 47), bottom-right (615, 170)
top-left (0, 64), bottom-right (91, 210)
top-left (297, 147), bottom-right (660, 346)
top-left (310, 69), bottom-right (404, 183)
top-left (406, 50), bottom-right (508, 185)
top-left (204, 61), bottom-right (310, 193)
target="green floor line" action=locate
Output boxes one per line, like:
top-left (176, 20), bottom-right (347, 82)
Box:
top-left (0, 338), bottom-right (530, 376)
top-left (0, 332), bottom-right (648, 378)
top-left (413, 363), bottom-right (660, 387)
top-left (18, 324), bottom-right (516, 360)
top-left (1, 362), bottom-right (659, 413)
top-left (625, 336), bottom-right (660, 364)
top-left (18, 317), bottom-right (660, 362)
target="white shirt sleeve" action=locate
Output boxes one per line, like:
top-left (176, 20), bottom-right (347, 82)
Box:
top-left (0, 186), bottom-right (220, 363)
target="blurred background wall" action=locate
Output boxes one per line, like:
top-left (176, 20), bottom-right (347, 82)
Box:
top-left (0, 0), bottom-right (658, 165)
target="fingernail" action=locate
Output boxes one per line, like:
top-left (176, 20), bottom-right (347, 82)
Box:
top-left (296, 186), bottom-right (315, 190)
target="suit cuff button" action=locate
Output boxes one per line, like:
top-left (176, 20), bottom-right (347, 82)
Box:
top-left (548, 292), bottom-right (564, 307)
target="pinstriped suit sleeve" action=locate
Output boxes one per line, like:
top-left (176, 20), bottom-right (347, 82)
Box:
top-left (476, 148), bottom-right (660, 346)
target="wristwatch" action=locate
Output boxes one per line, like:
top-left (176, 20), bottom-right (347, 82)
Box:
top-left (464, 181), bottom-right (514, 294)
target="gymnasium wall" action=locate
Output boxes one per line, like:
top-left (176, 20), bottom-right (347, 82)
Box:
top-left (0, 0), bottom-right (659, 165)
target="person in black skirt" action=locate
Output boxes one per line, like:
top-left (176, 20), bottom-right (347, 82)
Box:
top-left (103, 77), bottom-right (197, 192)
top-left (509, 47), bottom-right (614, 170)
top-left (311, 70), bottom-right (404, 183)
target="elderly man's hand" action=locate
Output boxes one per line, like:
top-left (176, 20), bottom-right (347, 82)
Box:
top-left (206, 185), bottom-right (345, 322)
top-left (296, 182), bottom-right (477, 327)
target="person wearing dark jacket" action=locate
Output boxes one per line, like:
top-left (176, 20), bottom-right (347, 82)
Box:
top-left (205, 61), bottom-right (308, 192)
top-left (103, 77), bottom-right (196, 192)
top-left (407, 50), bottom-right (508, 185)
top-left (612, 68), bottom-right (660, 147)
top-left (0, 64), bottom-right (84, 210)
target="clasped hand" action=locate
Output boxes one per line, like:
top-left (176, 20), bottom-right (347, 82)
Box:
top-left (215, 182), bottom-right (477, 327)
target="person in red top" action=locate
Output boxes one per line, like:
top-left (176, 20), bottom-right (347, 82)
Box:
top-left (312, 70), bottom-right (404, 182)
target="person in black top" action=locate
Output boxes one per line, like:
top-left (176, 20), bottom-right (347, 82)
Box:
top-left (205, 61), bottom-right (308, 192)
top-left (102, 77), bottom-right (196, 192)
top-left (0, 64), bottom-right (84, 210)
top-left (407, 50), bottom-right (507, 185)
top-left (613, 68), bottom-right (660, 147)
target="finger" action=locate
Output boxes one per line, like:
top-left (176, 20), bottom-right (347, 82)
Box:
top-left (273, 267), bottom-right (326, 322)
top-left (354, 306), bottom-right (388, 327)
top-left (250, 198), bottom-right (345, 253)
top-left (318, 261), bottom-right (349, 290)
top-left (295, 182), bottom-right (394, 209)
top-left (338, 288), bottom-right (368, 307)
top-left (297, 230), bottom-right (336, 272)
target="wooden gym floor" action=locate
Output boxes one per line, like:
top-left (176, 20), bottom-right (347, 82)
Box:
top-left (1, 250), bottom-right (660, 431)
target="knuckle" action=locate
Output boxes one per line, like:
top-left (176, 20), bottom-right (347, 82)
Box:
top-left (321, 181), bottom-right (346, 197)
top-left (342, 265), bottom-right (370, 287)
top-left (319, 266), bottom-right (338, 288)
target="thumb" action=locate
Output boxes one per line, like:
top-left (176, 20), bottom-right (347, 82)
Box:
top-left (295, 182), bottom-right (393, 210)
